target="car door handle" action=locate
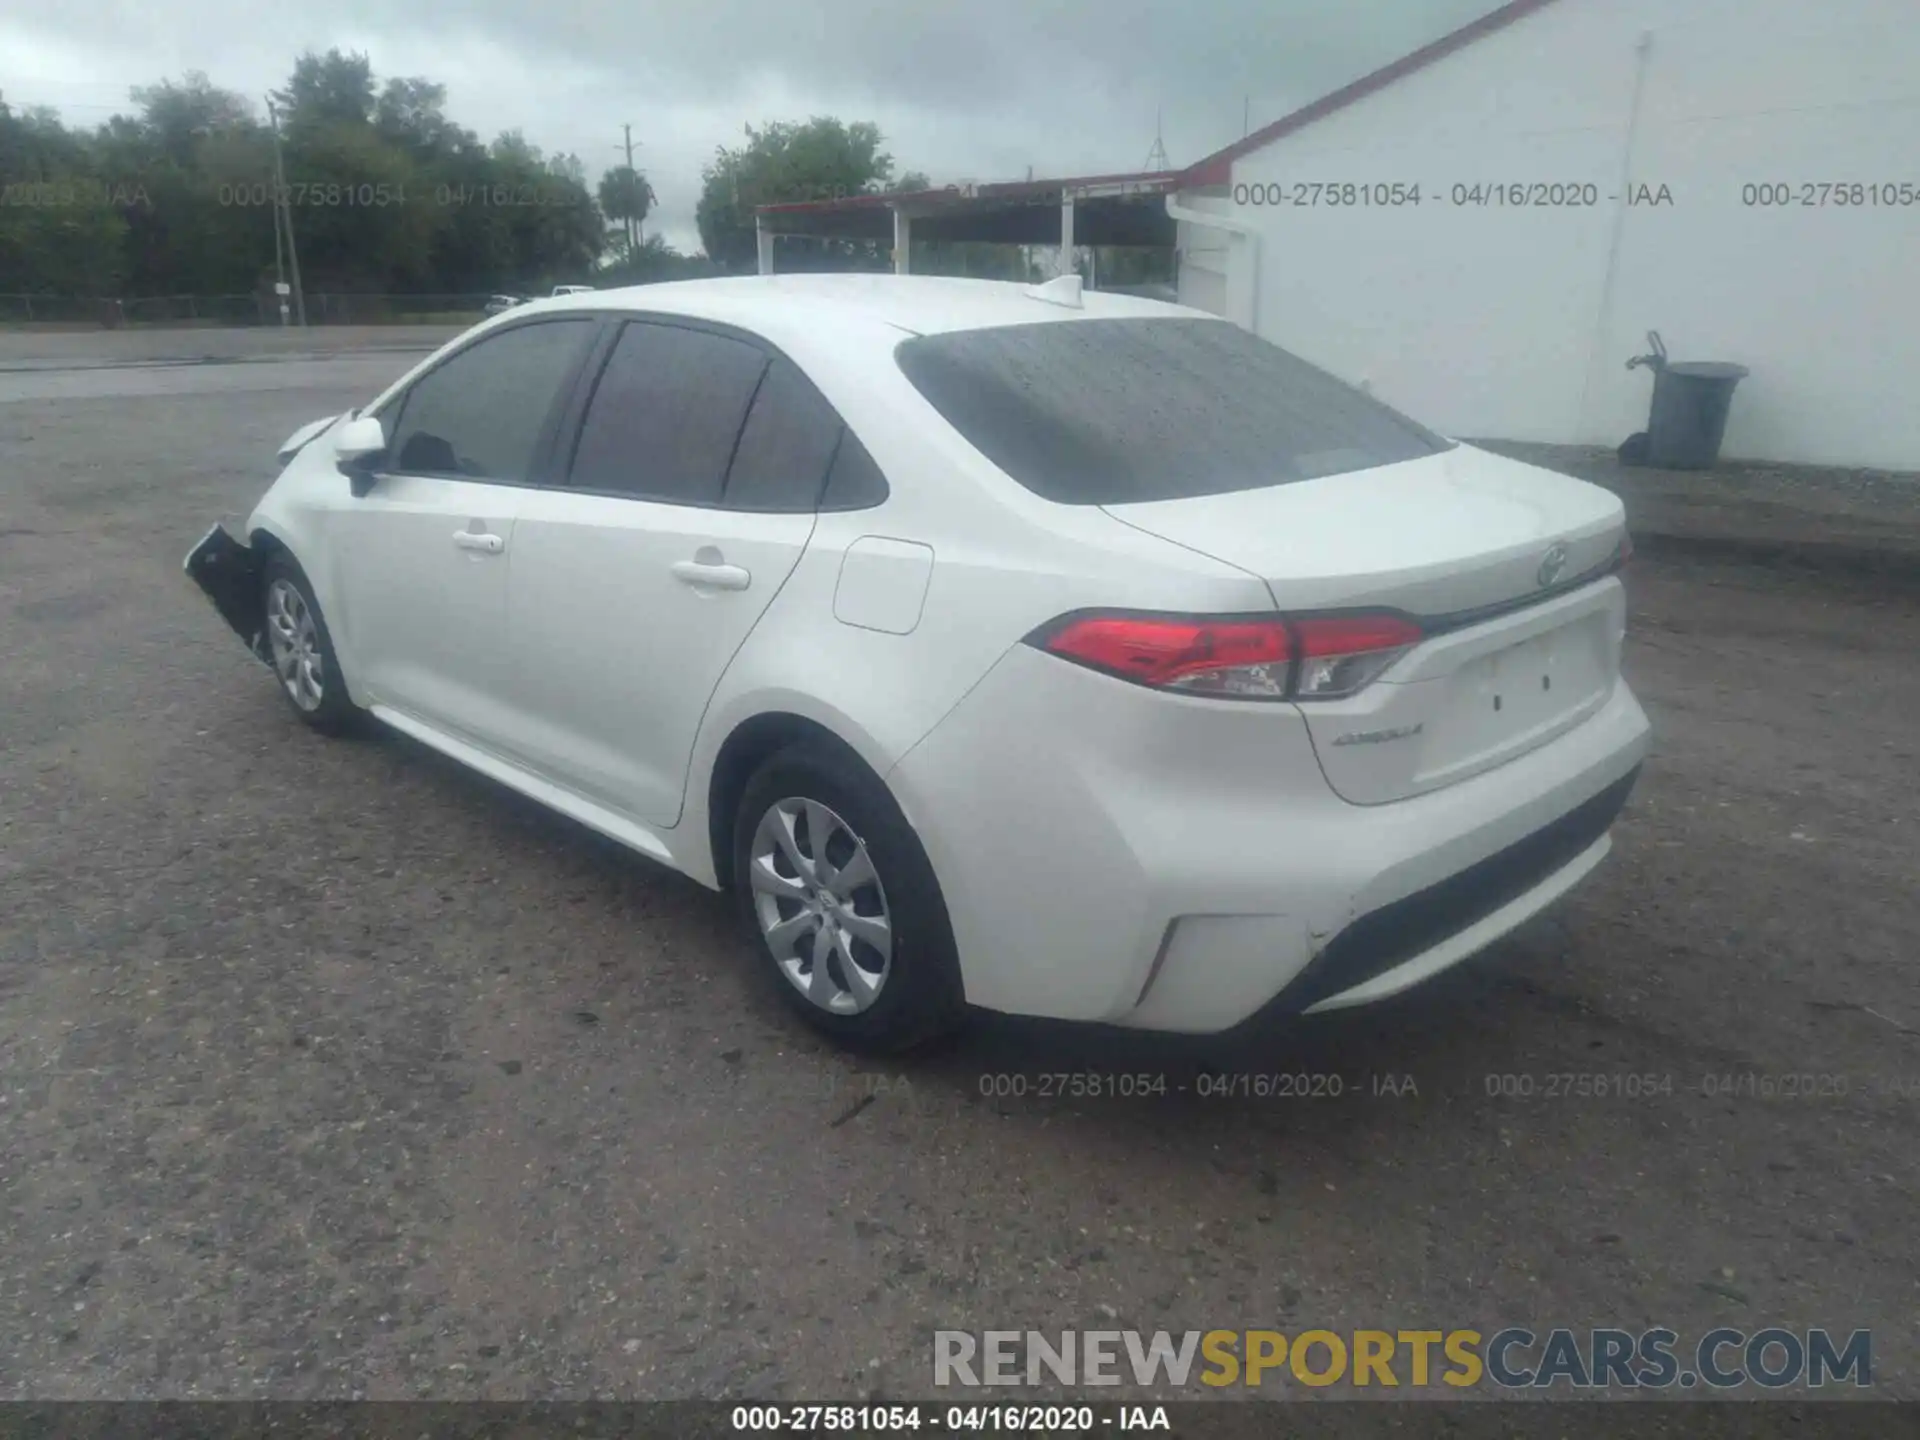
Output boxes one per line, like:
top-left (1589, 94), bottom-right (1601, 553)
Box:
top-left (671, 560), bottom-right (751, 591)
top-left (452, 530), bottom-right (505, 554)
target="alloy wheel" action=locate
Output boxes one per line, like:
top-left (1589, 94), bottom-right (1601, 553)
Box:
top-left (265, 577), bottom-right (325, 712)
top-left (748, 797), bottom-right (893, 1014)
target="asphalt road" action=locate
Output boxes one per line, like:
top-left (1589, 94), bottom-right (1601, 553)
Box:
top-left (0, 346), bottom-right (1916, 1407)
top-left (0, 325), bottom-right (465, 370)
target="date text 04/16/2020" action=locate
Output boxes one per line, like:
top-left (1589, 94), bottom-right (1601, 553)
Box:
top-left (729, 1404), bottom-right (1166, 1432)
top-left (975, 1071), bottom-right (1417, 1100)
top-left (1228, 180), bottom-right (1678, 208)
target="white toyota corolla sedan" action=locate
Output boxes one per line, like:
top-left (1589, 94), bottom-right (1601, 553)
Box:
top-left (186, 274), bottom-right (1650, 1052)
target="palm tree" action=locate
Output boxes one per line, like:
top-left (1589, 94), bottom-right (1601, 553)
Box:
top-left (597, 165), bottom-right (655, 260)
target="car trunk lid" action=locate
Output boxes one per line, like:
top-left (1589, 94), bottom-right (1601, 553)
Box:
top-left (1102, 445), bottom-right (1629, 804)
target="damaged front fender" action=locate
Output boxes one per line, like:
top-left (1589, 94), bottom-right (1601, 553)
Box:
top-left (183, 522), bottom-right (271, 666)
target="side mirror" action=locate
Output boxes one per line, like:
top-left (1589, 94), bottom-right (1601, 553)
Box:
top-left (332, 415), bottom-right (388, 496)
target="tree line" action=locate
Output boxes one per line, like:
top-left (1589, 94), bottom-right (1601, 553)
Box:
top-left (3, 58), bottom-right (585, 299)
top-left (0, 49), bottom-right (1163, 308)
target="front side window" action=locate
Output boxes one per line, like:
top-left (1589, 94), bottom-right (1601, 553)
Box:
top-left (894, 317), bottom-right (1453, 505)
top-left (385, 319), bottom-right (593, 483)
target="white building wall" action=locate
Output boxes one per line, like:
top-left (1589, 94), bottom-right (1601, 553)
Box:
top-left (1174, 218), bottom-right (1230, 318)
top-left (1199, 0), bottom-right (1920, 470)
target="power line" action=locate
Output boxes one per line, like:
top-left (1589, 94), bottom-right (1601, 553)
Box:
top-left (0, 98), bottom-right (138, 115)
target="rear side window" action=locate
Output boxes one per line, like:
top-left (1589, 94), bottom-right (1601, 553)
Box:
top-left (721, 357), bottom-right (843, 512)
top-left (568, 321), bottom-right (769, 504)
top-left (893, 317), bottom-right (1453, 505)
top-left (819, 431), bottom-right (889, 510)
top-left (386, 319), bottom-right (593, 482)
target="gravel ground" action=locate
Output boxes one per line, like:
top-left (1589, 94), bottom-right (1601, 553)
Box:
top-left (0, 352), bottom-right (1916, 1410)
top-left (1476, 440), bottom-right (1920, 585)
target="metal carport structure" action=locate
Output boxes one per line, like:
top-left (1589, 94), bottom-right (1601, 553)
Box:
top-left (752, 171), bottom-right (1183, 281)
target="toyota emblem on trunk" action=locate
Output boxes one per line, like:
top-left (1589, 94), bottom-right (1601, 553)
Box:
top-left (1537, 542), bottom-right (1570, 588)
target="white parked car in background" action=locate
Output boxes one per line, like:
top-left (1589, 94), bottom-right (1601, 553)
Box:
top-left (185, 274), bottom-right (1650, 1052)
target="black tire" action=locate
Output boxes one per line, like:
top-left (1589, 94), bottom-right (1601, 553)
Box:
top-left (732, 740), bottom-right (966, 1054)
top-left (260, 553), bottom-right (360, 735)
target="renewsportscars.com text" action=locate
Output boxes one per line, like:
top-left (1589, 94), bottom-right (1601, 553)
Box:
top-left (933, 1327), bottom-right (1871, 1391)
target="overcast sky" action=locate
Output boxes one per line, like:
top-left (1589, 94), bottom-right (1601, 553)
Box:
top-left (1, 1), bottom-right (1498, 253)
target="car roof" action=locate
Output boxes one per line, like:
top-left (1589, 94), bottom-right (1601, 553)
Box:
top-left (511, 273), bottom-right (1215, 338)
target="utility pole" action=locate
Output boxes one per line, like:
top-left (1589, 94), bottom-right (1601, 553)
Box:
top-left (613, 124), bottom-right (642, 257)
top-left (269, 176), bottom-right (288, 327)
top-left (623, 124), bottom-right (637, 254)
top-left (265, 97), bottom-right (307, 327)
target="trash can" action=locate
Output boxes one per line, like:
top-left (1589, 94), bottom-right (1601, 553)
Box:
top-left (1625, 332), bottom-right (1749, 470)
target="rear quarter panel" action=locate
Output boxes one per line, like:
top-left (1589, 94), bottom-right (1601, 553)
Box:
top-left (674, 352), bottom-right (1273, 886)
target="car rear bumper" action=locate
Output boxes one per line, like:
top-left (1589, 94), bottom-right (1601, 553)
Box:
top-left (1260, 764), bottom-right (1637, 1017)
top-left (184, 523), bottom-right (270, 665)
top-left (888, 643), bottom-right (1651, 1033)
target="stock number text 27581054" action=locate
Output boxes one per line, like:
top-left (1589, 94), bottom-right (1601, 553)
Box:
top-left (1232, 182), bottom-right (1424, 207)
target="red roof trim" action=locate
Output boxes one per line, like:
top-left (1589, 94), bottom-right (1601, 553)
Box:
top-left (978, 169), bottom-right (1184, 197)
top-left (754, 169), bottom-right (1183, 215)
top-left (756, 193), bottom-right (898, 215)
top-left (1178, 0), bottom-right (1567, 188)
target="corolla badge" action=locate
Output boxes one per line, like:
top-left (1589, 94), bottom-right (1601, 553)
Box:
top-left (1537, 541), bottom-right (1570, 588)
top-left (1331, 722), bottom-right (1424, 747)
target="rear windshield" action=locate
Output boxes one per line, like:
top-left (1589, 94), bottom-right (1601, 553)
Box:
top-left (894, 317), bottom-right (1453, 505)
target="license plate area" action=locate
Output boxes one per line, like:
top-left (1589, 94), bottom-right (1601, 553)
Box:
top-left (1459, 619), bottom-right (1608, 733)
top-left (1417, 614), bottom-right (1613, 785)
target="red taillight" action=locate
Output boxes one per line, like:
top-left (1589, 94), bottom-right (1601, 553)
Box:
top-left (1038, 615), bottom-right (1294, 697)
top-left (1293, 614), bottom-right (1424, 657)
top-left (1291, 613), bottom-right (1424, 699)
top-left (1032, 610), bottom-right (1422, 701)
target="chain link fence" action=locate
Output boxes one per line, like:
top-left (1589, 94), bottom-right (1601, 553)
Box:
top-left (0, 292), bottom-right (495, 327)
